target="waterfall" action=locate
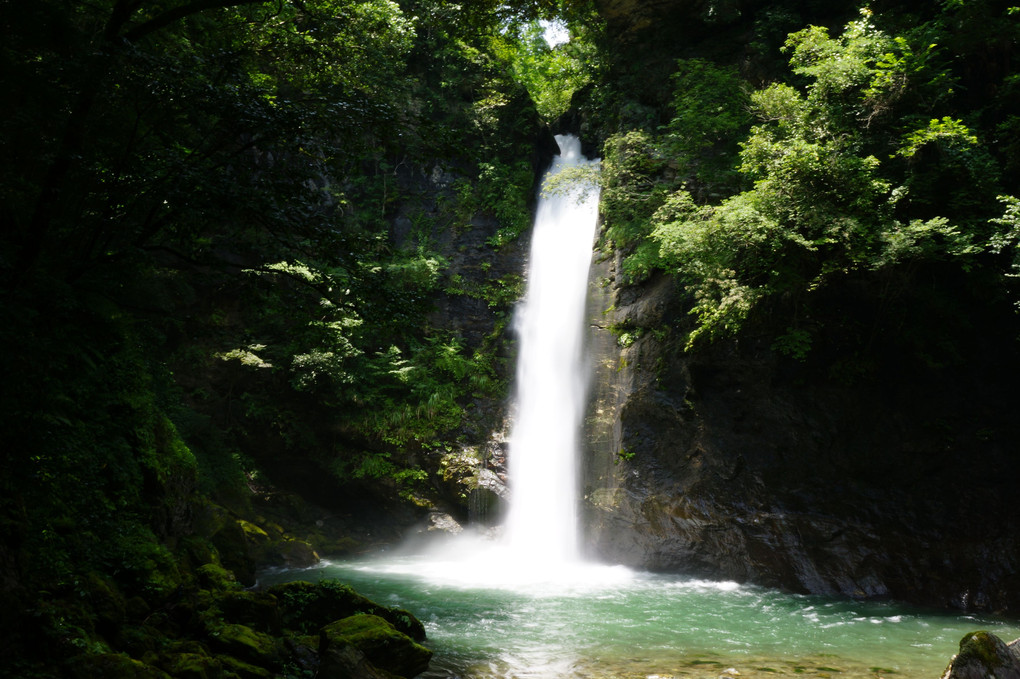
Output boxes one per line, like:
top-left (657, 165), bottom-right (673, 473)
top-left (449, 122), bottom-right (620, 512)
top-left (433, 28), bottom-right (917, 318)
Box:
top-left (503, 134), bottom-right (600, 564)
top-left (349, 135), bottom-right (625, 590)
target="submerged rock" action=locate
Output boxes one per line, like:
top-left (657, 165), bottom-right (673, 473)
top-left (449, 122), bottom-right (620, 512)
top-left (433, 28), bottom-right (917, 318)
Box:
top-left (942, 631), bottom-right (1020, 679)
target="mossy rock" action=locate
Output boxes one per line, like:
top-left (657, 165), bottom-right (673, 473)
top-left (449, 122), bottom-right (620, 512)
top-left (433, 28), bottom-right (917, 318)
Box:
top-left (159, 652), bottom-right (222, 679)
top-left (239, 519), bottom-right (271, 543)
top-left (179, 535), bottom-right (221, 572)
top-left (125, 596), bottom-right (152, 621)
top-left (317, 640), bottom-right (395, 679)
top-left (86, 571), bottom-right (127, 629)
top-left (944, 630), bottom-right (1020, 679)
top-left (218, 654), bottom-right (273, 679)
top-left (270, 580), bottom-right (426, 641)
top-left (282, 633), bottom-right (321, 676)
top-left (67, 652), bottom-right (171, 679)
top-left (196, 563), bottom-right (242, 591)
top-left (190, 497), bottom-right (232, 538)
top-left (309, 534), bottom-right (361, 557)
top-left (214, 590), bottom-right (281, 634)
top-left (319, 614), bottom-right (432, 679)
top-left (237, 519), bottom-right (275, 565)
top-left (273, 537), bottom-right (319, 567)
top-left (167, 639), bottom-right (215, 656)
top-left (113, 623), bottom-right (166, 659)
top-left (207, 622), bottom-right (281, 669)
top-left (210, 520), bottom-right (256, 587)
top-left (242, 523), bottom-right (319, 568)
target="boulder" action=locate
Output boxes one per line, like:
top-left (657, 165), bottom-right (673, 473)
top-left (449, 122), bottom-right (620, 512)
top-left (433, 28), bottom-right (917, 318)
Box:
top-left (210, 519), bottom-right (256, 587)
top-left (215, 590), bottom-right (281, 634)
top-left (319, 614), bottom-right (432, 679)
top-left (68, 653), bottom-right (171, 679)
top-left (218, 655), bottom-right (273, 679)
top-left (270, 579), bottom-right (426, 641)
top-left (274, 537), bottom-right (319, 568)
top-left (195, 563), bottom-right (242, 592)
top-left (206, 622), bottom-right (281, 670)
top-left (159, 652), bottom-right (222, 679)
top-left (942, 631), bottom-right (1020, 679)
top-left (316, 640), bottom-right (394, 679)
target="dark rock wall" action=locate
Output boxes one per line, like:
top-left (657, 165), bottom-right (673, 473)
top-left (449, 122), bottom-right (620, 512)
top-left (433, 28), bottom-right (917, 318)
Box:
top-left (582, 248), bottom-right (1020, 612)
top-left (572, 0), bottom-right (1020, 616)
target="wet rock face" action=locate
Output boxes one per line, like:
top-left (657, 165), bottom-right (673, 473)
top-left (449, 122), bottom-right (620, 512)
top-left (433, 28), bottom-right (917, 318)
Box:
top-left (583, 255), bottom-right (1020, 612)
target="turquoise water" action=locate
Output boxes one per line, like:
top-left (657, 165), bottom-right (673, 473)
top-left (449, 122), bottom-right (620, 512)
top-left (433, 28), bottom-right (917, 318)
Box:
top-left (259, 543), bottom-right (1020, 679)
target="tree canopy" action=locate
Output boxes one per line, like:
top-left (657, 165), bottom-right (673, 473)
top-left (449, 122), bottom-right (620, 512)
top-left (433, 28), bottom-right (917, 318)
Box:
top-left (0, 4), bottom-right (567, 663)
top-left (594, 2), bottom-right (1019, 352)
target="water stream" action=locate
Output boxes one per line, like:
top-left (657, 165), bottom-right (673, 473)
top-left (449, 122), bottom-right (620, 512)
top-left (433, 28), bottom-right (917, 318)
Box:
top-left (503, 133), bottom-right (599, 564)
top-left (261, 555), bottom-right (1020, 678)
top-left (262, 135), bottom-right (1020, 677)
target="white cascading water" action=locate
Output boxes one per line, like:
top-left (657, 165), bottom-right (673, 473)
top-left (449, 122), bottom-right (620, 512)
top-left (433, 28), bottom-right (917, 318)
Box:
top-left (503, 134), bottom-right (600, 564)
top-left (356, 134), bottom-right (628, 590)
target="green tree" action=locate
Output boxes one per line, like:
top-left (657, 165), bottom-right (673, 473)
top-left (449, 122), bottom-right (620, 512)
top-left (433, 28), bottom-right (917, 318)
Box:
top-left (493, 18), bottom-right (600, 121)
top-left (651, 8), bottom-right (992, 348)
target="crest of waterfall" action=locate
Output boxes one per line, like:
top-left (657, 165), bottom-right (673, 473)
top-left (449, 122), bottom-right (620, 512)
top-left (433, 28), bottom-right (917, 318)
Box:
top-left (503, 134), bottom-right (600, 564)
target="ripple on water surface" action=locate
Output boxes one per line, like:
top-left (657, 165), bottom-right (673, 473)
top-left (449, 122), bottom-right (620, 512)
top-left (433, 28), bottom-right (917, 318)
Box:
top-left (259, 546), bottom-right (1020, 679)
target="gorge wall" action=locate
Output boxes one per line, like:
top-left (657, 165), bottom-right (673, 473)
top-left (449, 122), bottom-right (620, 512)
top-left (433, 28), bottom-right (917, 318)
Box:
top-left (562, 0), bottom-right (1020, 616)
top-left (583, 242), bottom-right (1020, 613)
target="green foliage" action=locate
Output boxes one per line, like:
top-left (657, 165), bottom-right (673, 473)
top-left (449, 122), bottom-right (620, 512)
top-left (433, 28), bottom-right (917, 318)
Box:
top-left (476, 160), bottom-right (537, 248)
top-left (541, 164), bottom-right (602, 201)
top-left (493, 19), bottom-right (599, 121)
top-left (653, 191), bottom-right (778, 346)
top-left (639, 6), bottom-right (1012, 349)
top-left (598, 131), bottom-right (677, 283)
top-left (991, 195), bottom-right (1020, 295)
top-left (0, 6), bottom-right (556, 665)
top-left (897, 116), bottom-right (979, 158)
top-left (0, 277), bottom-right (198, 598)
top-left (596, 59), bottom-right (755, 287)
top-left (772, 327), bottom-right (814, 361)
top-left (661, 59), bottom-right (751, 191)
top-left (784, 10), bottom-right (894, 103)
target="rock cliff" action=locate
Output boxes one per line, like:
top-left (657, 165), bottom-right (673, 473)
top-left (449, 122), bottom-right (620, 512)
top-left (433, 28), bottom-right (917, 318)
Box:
top-left (583, 246), bottom-right (1020, 612)
top-left (569, 0), bottom-right (1020, 616)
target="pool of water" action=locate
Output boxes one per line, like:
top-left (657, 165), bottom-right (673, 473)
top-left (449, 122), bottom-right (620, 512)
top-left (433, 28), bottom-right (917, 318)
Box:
top-left (259, 540), bottom-right (1020, 678)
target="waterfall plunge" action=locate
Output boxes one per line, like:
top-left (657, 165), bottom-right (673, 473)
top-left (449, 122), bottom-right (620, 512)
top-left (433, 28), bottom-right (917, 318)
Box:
top-left (367, 135), bottom-right (628, 590)
top-left (503, 134), bottom-right (600, 564)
